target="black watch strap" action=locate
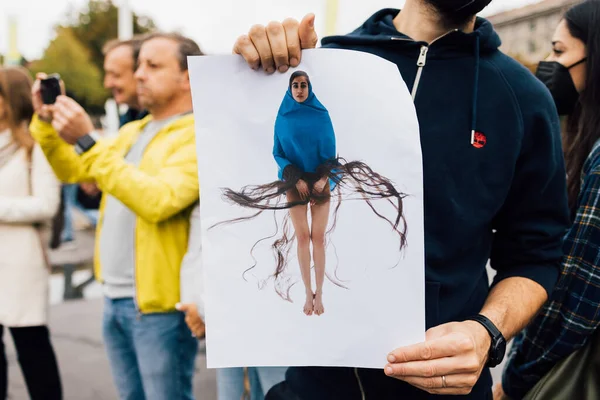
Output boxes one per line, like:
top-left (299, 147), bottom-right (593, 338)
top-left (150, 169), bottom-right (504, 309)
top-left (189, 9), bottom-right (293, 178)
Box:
top-left (75, 131), bottom-right (100, 155)
top-left (465, 314), bottom-right (506, 368)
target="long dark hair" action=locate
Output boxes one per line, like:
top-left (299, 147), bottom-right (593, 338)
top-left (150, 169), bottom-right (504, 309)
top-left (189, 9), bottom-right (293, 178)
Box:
top-left (0, 67), bottom-right (35, 158)
top-left (212, 158), bottom-right (409, 301)
top-left (563, 0), bottom-right (600, 213)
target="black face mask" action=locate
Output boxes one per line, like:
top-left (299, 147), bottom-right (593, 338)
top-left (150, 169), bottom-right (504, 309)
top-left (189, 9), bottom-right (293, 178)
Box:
top-left (426, 0), bottom-right (493, 18)
top-left (535, 59), bottom-right (586, 115)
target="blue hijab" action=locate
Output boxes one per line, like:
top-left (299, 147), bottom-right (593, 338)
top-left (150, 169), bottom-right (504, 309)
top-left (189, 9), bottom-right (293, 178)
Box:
top-left (272, 79), bottom-right (337, 182)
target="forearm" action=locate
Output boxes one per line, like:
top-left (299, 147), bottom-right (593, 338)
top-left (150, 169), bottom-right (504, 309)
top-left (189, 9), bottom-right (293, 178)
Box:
top-left (479, 277), bottom-right (548, 341)
top-left (81, 140), bottom-right (199, 223)
top-left (29, 114), bottom-right (89, 183)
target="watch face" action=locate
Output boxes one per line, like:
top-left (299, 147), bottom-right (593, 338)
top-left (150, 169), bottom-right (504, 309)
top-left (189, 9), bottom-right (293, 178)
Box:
top-left (77, 134), bottom-right (96, 151)
top-left (492, 338), bottom-right (507, 366)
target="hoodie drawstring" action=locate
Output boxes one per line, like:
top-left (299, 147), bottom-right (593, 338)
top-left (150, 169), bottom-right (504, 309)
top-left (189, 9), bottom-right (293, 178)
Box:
top-left (470, 33), bottom-right (481, 145)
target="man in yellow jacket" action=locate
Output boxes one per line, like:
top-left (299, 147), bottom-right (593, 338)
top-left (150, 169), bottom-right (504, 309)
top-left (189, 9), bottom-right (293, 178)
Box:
top-left (30, 32), bottom-right (203, 400)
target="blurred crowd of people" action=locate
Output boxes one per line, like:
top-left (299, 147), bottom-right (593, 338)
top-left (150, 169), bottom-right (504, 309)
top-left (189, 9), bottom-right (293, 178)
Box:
top-left (1, 0), bottom-right (600, 399)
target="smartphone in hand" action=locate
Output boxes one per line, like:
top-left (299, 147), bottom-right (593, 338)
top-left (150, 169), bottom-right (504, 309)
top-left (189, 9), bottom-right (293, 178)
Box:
top-left (40, 74), bottom-right (62, 104)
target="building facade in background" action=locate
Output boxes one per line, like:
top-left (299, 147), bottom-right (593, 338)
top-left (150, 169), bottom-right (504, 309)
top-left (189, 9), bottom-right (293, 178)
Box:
top-left (488, 0), bottom-right (581, 64)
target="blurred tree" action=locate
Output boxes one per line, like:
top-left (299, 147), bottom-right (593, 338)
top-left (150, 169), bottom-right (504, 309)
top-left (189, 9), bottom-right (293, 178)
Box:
top-left (29, 27), bottom-right (107, 114)
top-left (29, 0), bottom-right (157, 114)
top-left (67, 0), bottom-right (156, 73)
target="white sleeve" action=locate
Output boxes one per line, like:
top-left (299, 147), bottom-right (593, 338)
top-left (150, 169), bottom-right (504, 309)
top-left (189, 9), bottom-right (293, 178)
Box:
top-left (179, 202), bottom-right (205, 320)
top-left (0, 145), bottom-right (60, 223)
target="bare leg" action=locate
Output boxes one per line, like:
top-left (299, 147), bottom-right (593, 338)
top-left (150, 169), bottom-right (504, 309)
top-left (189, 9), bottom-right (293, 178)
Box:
top-left (287, 189), bottom-right (313, 315)
top-left (310, 185), bottom-right (331, 316)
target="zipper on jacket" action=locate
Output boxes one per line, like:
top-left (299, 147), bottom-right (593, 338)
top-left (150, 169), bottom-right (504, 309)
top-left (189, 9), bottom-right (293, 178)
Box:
top-left (394, 29), bottom-right (459, 100)
top-left (354, 368), bottom-right (366, 400)
top-left (132, 121), bottom-right (163, 319)
top-left (129, 112), bottom-right (192, 319)
top-left (411, 45), bottom-right (429, 99)
top-left (132, 133), bottom-right (157, 320)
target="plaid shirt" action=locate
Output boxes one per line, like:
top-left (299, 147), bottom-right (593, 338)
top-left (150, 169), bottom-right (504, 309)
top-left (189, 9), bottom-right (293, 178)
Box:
top-left (502, 141), bottom-right (600, 399)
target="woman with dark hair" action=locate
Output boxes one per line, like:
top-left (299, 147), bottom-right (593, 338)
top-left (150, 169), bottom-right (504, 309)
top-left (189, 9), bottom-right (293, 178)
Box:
top-left (496, 1), bottom-right (600, 398)
top-left (275, 71), bottom-right (335, 316)
top-left (216, 71), bottom-right (409, 316)
top-left (0, 67), bottom-right (62, 399)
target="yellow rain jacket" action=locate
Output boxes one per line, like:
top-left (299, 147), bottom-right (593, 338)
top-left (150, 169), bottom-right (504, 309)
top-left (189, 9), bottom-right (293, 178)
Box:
top-left (30, 113), bottom-right (199, 313)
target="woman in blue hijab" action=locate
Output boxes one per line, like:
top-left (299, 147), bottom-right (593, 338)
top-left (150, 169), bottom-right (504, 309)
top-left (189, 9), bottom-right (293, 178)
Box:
top-left (217, 71), bottom-right (408, 316)
top-left (272, 71), bottom-right (338, 315)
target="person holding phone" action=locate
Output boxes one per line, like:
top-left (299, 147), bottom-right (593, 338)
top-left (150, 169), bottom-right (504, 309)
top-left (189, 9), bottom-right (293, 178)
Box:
top-left (55, 37), bottom-right (150, 249)
top-left (30, 33), bottom-right (203, 400)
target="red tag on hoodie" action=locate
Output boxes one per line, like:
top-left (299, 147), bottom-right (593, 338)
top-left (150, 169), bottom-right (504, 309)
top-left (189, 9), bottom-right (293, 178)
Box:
top-left (472, 131), bottom-right (487, 148)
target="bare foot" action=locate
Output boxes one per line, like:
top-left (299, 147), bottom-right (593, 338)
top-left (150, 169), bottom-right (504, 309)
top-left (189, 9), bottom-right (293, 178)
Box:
top-left (303, 292), bottom-right (314, 316)
top-left (314, 291), bottom-right (324, 316)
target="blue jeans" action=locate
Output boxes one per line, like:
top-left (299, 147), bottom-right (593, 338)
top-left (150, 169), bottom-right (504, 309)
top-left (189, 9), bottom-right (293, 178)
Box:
top-left (61, 184), bottom-right (99, 242)
top-left (217, 367), bottom-right (287, 400)
top-left (102, 297), bottom-right (198, 400)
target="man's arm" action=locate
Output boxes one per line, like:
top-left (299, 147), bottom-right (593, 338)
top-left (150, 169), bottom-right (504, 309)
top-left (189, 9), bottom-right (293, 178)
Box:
top-left (79, 129), bottom-right (199, 223)
top-left (36, 90), bottom-right (199, 223)
top-left (29, 115), bottom-right (93, 183)
top-left (480, 278), bottom-right (547, 343)
top-left (28, 74), bottom-right (96, 184)
top-left (384, 78), bottom-right (570, 395)
top-left (486, 77), bottom-right (571, 337)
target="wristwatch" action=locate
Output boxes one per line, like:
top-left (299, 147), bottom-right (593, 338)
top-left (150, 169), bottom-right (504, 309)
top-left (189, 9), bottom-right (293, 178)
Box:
top-left (465, 314), bottom-right (506, 368)
top-left (74, 131), bottom-right (101, 155)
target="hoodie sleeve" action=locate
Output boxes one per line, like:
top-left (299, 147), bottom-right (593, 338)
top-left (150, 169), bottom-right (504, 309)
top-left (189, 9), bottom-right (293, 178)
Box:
top-left (489, 80), bottom-right (570, 296)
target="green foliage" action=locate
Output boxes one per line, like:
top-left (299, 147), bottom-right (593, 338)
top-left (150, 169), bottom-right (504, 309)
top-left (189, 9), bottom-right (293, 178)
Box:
top-left (30, 0), bottom-right (157, 114)
top-left (67, 0), bottom-right (156, 74)
top-left (29, 27), bottom-right (107, 113)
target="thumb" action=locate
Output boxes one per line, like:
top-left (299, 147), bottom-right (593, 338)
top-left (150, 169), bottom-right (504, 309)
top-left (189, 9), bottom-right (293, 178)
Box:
top-left (299, 13), bottom-right (318, 49)
top-left (176, 303), bottom-right (189, 312)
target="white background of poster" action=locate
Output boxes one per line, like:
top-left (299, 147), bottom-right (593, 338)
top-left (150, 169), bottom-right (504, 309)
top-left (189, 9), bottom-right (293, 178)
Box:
top-left (189, 49), bottom-right (425, 369)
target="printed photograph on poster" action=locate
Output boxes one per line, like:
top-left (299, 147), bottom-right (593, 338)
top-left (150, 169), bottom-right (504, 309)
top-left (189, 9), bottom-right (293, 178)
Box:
top-left (189, 49), bottom-right (425, 369)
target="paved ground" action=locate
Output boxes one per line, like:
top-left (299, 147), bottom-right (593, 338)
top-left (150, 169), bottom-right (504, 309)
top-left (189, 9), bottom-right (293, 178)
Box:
top-left (6, 213), bottom-right (217, 400)
top-left (5, 298), bottom-right (218, 400)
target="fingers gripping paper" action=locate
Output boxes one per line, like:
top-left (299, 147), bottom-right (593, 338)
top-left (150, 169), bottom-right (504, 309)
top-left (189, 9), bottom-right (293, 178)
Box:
top-left (189, 49), bottom-right (425, 369)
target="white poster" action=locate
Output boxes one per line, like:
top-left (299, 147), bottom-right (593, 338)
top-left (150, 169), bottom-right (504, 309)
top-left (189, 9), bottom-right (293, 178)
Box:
top-left (189, 49), bottom-right (425, 369)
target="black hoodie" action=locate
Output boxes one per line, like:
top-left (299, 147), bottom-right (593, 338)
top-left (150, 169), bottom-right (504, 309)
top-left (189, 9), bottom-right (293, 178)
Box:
top-left (280, 9), bottom-right (571, 400)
